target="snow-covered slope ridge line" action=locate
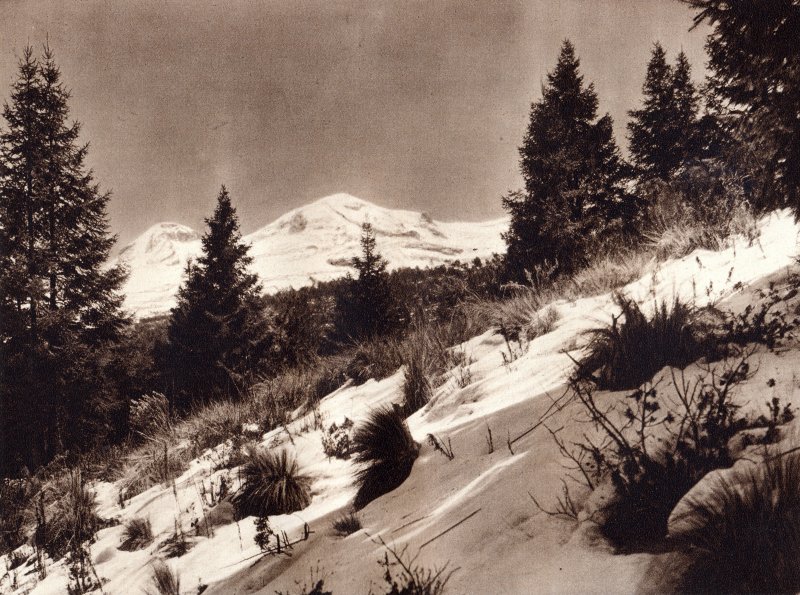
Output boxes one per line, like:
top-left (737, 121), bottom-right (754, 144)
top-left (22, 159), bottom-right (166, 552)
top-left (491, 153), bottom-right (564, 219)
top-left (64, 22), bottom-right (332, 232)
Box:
top-left (118, 193), bottom-right (508, 317)
top-left (8, 210), bottom-right (798, 594)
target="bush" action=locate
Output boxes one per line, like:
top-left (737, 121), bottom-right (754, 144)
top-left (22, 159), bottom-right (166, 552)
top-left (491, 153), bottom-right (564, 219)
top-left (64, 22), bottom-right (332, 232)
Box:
top-left (567, 353), bottom-right (751, 550)
top-left (129, 392), bottom-right (171, 442)
top-left (147, 560), bottom-right (180, 595)
top-left (332, 511), bottom-right (362, 536)
top-left (352, 406), bottom-right (419, 510)
top-left (233, 447), bottom-right (312, 518)
top-left (577, 294), bottom-right (708, 390)
top-left (0, 478), bottom-right (34, 554)
top-left (675, 455), bottom-right (800, 593)
top-left (321, 418), bottom-right (354, 459)
top-left (119, 517), bottom-right (153, 551)
top-left (36, 471), bottom-right (101, 559)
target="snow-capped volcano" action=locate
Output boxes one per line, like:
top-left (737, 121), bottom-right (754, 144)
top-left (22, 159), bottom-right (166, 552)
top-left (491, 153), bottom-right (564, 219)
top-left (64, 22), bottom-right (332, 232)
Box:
top-left (118, 193), bottom-right (508, 317)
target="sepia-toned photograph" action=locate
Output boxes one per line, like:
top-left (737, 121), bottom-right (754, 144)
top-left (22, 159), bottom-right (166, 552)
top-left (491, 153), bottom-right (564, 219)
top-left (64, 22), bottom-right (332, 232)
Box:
top-left (1, 1), bottom-right (799, 593)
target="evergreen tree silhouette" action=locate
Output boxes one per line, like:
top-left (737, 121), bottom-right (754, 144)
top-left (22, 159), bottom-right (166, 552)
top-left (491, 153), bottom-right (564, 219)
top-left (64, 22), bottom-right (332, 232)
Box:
top-left (0, 46), bottom-right (128, 473)
top-left (335, 222), bottom-right (400, 340)
top-left (685, 0), bottom-right (800, 210)
top-left (503, 40), bottom-right (635, 281)
top-left (164, 186), bottom-right (270, 409)
top-left (628, 45), bottom-right (701, 180)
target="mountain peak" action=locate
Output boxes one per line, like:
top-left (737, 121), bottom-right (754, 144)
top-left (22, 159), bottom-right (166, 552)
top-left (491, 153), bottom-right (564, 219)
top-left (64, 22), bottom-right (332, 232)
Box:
top-left (118, 193), bottom-right (508, 317)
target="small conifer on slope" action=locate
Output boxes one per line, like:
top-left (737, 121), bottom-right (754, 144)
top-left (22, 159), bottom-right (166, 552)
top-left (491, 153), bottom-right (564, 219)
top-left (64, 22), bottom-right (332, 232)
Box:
top-left (335, 221), bottom-right (403, 340)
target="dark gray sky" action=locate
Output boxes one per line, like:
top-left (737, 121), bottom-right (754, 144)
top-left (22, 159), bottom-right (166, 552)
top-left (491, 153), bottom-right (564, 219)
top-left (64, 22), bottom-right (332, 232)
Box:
top-left (0, 0), bottom-right (708, 248)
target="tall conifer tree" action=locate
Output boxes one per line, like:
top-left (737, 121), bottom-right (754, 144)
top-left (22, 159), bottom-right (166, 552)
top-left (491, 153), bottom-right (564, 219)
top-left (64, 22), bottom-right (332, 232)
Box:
top-left (685, 0), bottom-right (800, 209)
top-left (503, 41), bottom-right (634, 280)
top-left (0, 47), bottom-right (127, 473)
top-left (628, 44), bottom-right (702, 180)
top-left (163, 186), bottom-right (270, 408)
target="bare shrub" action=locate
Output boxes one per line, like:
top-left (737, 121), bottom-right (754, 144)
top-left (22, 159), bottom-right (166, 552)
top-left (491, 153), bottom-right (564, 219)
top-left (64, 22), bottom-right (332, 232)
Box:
top-left (321, 418), bottom-right (354, 459)
top-left (566, 353), bottom-right (752, 550)
top-left (352, 406), bottom-right (419, 510)
top-left (233, 447), bottom-right (312, 518)
top-left (373, 537), bottom-right (455, 595)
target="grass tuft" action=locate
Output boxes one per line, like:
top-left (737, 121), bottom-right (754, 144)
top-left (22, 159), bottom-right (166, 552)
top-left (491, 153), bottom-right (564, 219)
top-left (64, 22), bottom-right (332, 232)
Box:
top-left (332, 511), bottom-right (362, 537)
top-left (146, 560), bottom-right (180, 595)
top-left (578, 294), bottom-right (707, 390)
top-left (399, 322), bottom-right (451, 416)
top-left (352, 406), bottom-right (419, 510)
top-left (119, 517), bottom-right (153, 551)
top-left (233, 447), bottom-right (312, 518)
top-left (36, 471), bottom-right (100, 559)
top-left (675, 454), bottom-right (800, 593)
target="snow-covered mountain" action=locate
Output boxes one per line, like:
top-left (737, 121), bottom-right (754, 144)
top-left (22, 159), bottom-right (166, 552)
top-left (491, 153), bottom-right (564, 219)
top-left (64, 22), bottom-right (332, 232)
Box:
top-left (117, 193), bottom-right (508, 317)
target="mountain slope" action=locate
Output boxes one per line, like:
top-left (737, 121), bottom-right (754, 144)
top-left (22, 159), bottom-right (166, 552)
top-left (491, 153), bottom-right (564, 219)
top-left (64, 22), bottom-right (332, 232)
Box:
top-left (118, 193), bottom-right (507, 317)
top-left (5, 211), bottom-right (800, 595)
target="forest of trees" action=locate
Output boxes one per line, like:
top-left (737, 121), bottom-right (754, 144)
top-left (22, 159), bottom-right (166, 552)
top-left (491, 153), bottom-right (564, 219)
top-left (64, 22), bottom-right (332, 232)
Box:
top-left (1, 0), bottom-right (798, 479)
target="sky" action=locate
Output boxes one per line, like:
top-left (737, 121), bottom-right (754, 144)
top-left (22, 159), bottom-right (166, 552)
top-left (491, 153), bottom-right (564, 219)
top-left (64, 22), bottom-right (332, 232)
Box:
top-left (0, 0), bottom-right (709, 249)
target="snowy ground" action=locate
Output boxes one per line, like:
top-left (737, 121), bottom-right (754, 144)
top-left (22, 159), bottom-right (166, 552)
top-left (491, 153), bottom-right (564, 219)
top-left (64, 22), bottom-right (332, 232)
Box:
top-left (4, 210), bottom-right (799, 594)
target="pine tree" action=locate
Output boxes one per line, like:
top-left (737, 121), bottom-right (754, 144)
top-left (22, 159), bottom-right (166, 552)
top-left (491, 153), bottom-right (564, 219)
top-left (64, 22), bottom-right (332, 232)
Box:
top-left (503, 40), bottom-right (635, 281)
top-left (163, 186), bottom-right (270, 409)
top-left (335, 222), bottom-right (400, 340)
top-left (685, 0), bottom-right (800, 210)
top-left (628, 45), bottom-right (702, 180)
top-left (0, 47), bottom-right (128, 473)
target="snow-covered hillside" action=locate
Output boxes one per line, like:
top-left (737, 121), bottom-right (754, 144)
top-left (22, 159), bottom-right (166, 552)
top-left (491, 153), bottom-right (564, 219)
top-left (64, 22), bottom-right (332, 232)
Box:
top-left (6, 211), bottom-right (799, 594)
top-left (118, 193), bottom-right (508, 317)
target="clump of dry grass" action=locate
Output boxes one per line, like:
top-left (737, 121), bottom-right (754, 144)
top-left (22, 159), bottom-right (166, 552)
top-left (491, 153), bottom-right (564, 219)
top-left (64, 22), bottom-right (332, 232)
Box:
top-left (233, 447), bottom-right (312, 518)
top-left (399, 323), bottom-right (450, 416)
top-left (644, 189), bottom-right (760, 261)
top-left (146, 560), bottom-right (180, 595)
top-left (117, 441), bottom-right (192, 499)
top-left (130, 392), bottom-right (172, 442)
top-left (352, 406), bottom-right (419, 510)
top-left (119, 517), bottom-right (153, 551)
top-left (344, 337), bottom-right (405, 385)
top-left (577, 293), bottom-right (707, 390)
top-left (674, 454), bottom-right (800, 593)
top-left (36, 471), bottom-right (100, 559)
top-left (569, 250), bottom-right (652, 297)
top-left (332, 511), bottom-right (362, 536)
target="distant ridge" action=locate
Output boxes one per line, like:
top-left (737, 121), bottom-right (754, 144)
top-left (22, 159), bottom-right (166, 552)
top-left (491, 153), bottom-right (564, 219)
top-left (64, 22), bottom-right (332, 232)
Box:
top-left (117, 193), bottom-right (508, 317)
